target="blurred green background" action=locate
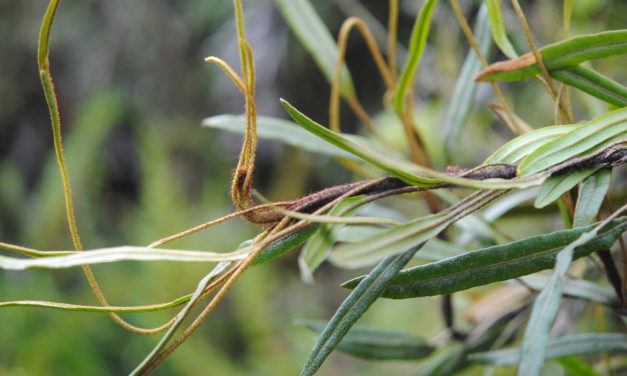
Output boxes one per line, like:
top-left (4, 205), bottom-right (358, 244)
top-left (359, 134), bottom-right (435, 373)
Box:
top-left (0, 0), bottom-right (625, 375)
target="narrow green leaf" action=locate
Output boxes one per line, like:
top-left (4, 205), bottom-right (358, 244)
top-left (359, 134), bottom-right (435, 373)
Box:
top-left (251, 226), bottom-right (318, 266)
top-left (298, 197), bottom-right (366, 284)
top-left (300, 243), bottom-right (424, 376)
top-left (470, 333), bottom-right (627, 366)
top-left (485, 0), bottom-right (518, 59)
top-left (555, 356), bottom-right (602, 376)
top-left (392, 0), bottom-right (439, 114)
top-left (203, 115), bottom-right (360, 160)
top-left (552, 65), bottom-right (627, 107)
top-left (518, 211), bottom-right (625, 376)
top-left (573, 168), bottom-right (612, 227)
top-left (281, 99), bottom-right (546, 190)
top-left (534, 167), bottom-right (599, 209)
top-left (331, 190), bottom-right (501, 268)
top-left (341, 218), bottom-right (626, 298)
top-left (297, 320), bottom-right (434, 360)
top-left (477, 30), bottom-right (627, 81)
top-left (515, 275), bottom-right (617, 306)
top-left (274, 0), bottom-right (355, 98)
top-left (443, 4), bottom-right (492, 157)
top-left (484, 124), bottom-right (578, 164)
top-left (518, 107), bottom-right (627, 176)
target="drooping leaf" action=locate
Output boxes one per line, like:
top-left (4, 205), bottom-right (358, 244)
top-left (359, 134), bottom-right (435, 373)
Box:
top-left (203, 115), bottom-right (360, 160)
top-left (442, 3), bottom-right (492, 157)
top-left (534, 167), bottom-right (599, 209)
top-left (299, 243), bottom-right (424, 376)
top-left (281, 99), bottom-right (546, 190)
top-left (476, 30), bottom-right (627, 81)
top-left (392, 0), bottom-right (439, 114)
top-left (274, 0), bottom-right (355, 98)
top-left (341, 218), bottom-right (626, 298)
top-left (470, 333), bottom-right (627, 366)
top-left (573, 168), bottom-right (612, 227)
top-left (517, 107), bottom-right (627, 177)
top-left (296, 320), bottom-right (434, 360)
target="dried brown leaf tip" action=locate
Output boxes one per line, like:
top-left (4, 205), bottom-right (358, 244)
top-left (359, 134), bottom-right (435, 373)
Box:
top-left (475, 52), bottom-right (539, 81)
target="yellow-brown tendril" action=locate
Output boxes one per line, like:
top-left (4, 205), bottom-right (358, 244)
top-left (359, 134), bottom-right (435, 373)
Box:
top-left (330, 17), bottom-right (392, 139)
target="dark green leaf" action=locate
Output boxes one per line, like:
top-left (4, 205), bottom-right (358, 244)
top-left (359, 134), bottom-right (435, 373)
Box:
top-left (300, 243), bottom-right (423, 376)
top-left (341, 218), bottom-right (626, 298)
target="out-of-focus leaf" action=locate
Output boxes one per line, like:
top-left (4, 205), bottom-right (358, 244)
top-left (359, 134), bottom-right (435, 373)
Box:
top-left (515, 275), bottom-right (617, 306)
top-left (517, 107), bottom-right (627, 177)
top-left (392, 0), bottom-right (439, 114)
top-left (484, 0), bottom-right (518, 59)
top-left (442, 4), bottom-right (491, 157)
top-left (298, 197), bottom-right (365, 284)
top-left (274, 0), bottom-right (355, 98)
top-left (552, 65), bottom-right (627, 107)
top-left (299, 243), bottom-right (424, 376)
top-left (331, 190), bottom-right (501, 268)
top-left (0, 246), bottom-right (255, 270)
top-left (573, 168), bottom-right (612, 227)
top-left (555, 356), bottom-right (602, 376)
top-left (296, 320), bottom-right (434, 360)
top-left (251, 226), bottom-right (318, 266)
top-left (282, 99), bottom-right (546, 189)
top-left (476, 30), bottom-right (627, 81)
top-left (341, 218), bottom-right (626, 298)
top-left (470, 333), bottom-right (627, 366)
top-left (484, 124), bottom-right (578, 164)
top-left (534, 167), bottom-right (599, 209)
top-left (518, 211), bottom-right (625, 376)
top-left (203, 115), bottom-right (360, 160)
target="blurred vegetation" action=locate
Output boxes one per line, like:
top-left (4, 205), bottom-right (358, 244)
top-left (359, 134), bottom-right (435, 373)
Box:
top-left (0, 0), bottom-right (625, 375)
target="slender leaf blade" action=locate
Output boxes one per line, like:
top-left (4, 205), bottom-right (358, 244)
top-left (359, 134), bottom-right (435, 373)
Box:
top-left (573, 168), bottom-right (612, 227)
top-left (203, 115), bottom-right (360, 160)
top-left (300, 243), bottom-right (424, 376)
top-left (485, 0), bottom-right (518, 59)
top-left (518, 213), bottom-right (625, 376)
top-left (442, 4), bottom-right (492, 157)
top-left (274, 0), bottom-right (355, 98)
top-left (552, 65), bottom-right (627, 107)
top-left (534, 167), bottom-right (599, 209)
top-left (476, 30), bottom-right (627, 81)
top-left (392, 0), bottom-right (439, 114)
top-left (341, 218), bottom-right (627, 298)
top-left (470, 333), bottom-right (627, 366)
top-left (517, 107), bottom-right (627, 176)
top-left (297, 320), bottom-right (434, 360)
top-left (281, 99), bottom-right (546, 190)
top-left (298, 196), bottom-right (365, 284)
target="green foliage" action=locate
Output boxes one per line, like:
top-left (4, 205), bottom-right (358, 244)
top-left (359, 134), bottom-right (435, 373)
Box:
top-left (1, 0), bottom-right (625, 375)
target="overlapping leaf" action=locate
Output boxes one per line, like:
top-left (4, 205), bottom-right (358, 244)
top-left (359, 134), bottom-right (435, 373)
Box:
top-left (342, 218), bottom-right (626, 298)
top-left (274, 0), bottom-right (355, 98)
top-left (297, 320), bottom-right (434, 360)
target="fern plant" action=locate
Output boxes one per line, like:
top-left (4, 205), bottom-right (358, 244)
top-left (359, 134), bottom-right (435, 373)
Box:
top-left (0, 0), bottom-right (625, 375)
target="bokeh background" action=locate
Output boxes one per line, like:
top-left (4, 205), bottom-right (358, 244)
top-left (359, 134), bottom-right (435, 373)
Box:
top-left (1, 0), bottom-right (625, 375)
